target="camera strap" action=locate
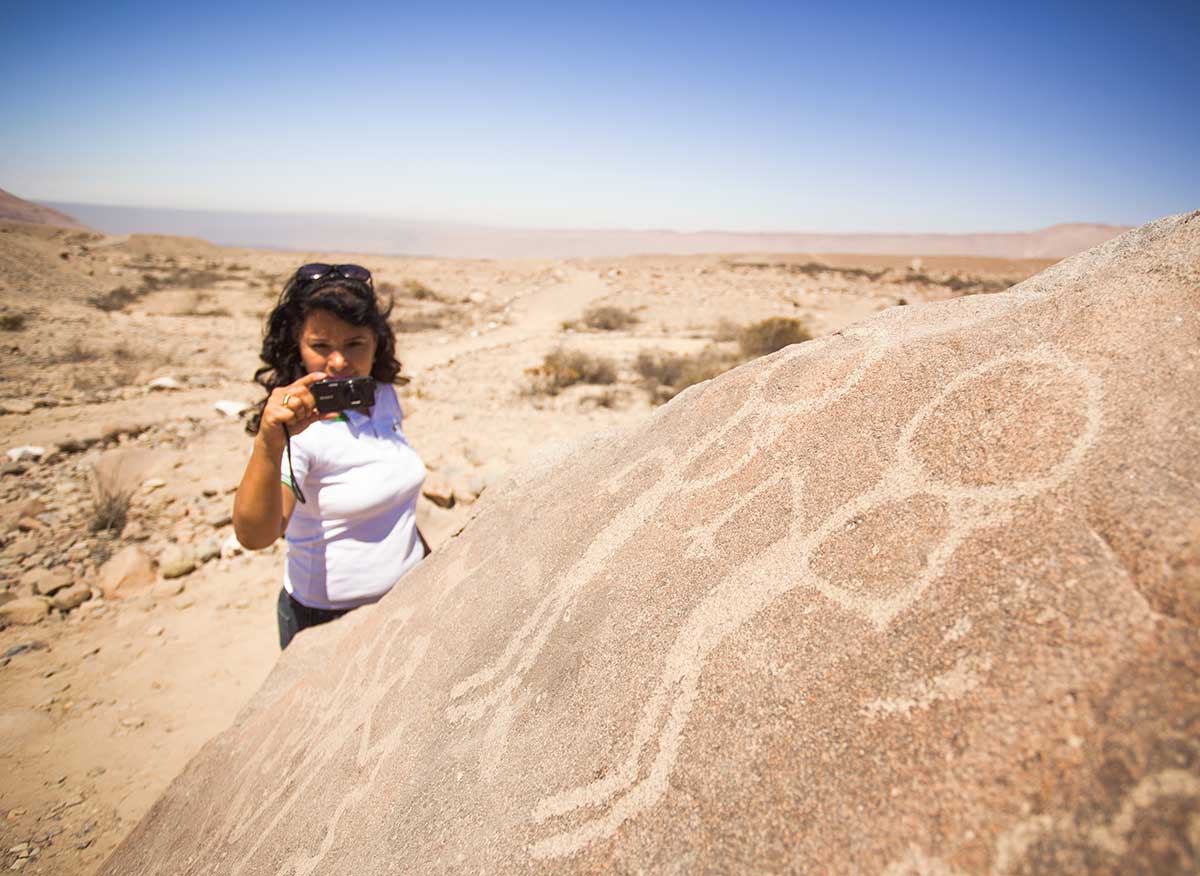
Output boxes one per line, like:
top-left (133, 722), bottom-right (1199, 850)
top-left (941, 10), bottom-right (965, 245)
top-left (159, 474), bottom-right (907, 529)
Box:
top-left (283, 424), bottom-right (307, 504)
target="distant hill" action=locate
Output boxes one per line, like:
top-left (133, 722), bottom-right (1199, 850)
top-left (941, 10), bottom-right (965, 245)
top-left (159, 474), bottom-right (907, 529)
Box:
top-left (0, 189), bottom-right (90, 230)
top-left (44, 201), bottom-right (1129, 260)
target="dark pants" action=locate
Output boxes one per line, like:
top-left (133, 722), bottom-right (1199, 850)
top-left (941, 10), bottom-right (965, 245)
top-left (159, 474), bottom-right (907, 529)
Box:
top-left (276, 589), bottom-right (352, 650)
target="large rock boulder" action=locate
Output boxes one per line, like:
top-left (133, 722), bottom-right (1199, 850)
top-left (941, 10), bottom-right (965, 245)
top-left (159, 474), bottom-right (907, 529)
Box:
top-left (104, 214), bottom-right (1200, 875)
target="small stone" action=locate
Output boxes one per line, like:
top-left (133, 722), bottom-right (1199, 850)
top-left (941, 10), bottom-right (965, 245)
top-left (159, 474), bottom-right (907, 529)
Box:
top-left (5, 445), bottom-right (44, 462)
top-left (52, 584), bottom-right (91, 612)
top-left (8, 536), bottom-right (37, 557)
top-left (97, 546), bottom-right (155, 598)
top-left (0, 400), bottom-right (34, 415)
top-left (206, 508), bottom-right (233, 528)
top-left (147, 376), bottom-right (182, 391)
top-left (120, 716), bottom-right (144, 729)
top-left (150, 576), bottom-right (182, 597)
top-left (146, 624), bottom-right (164, 637)
top-left (0, 597), bottom-right (51, 626)
top-left (219, 535), bottom-right (244, 559)
top-left (195, 538), bottom-right (220, 563)
top-left (123, 521), bottom-right (148, 541)
top-left (1, 641), bottom-right (47, 660)
top-left (142, 478), bottom-right (167, 492)
top-left (422, 473), bottom-right (455, 508)
top-left (23, 568), bottom-right (71, 597)
top-left (158, 545), bottom-right (195, 579)
top-left (213, 400), bottom-right (248, 418)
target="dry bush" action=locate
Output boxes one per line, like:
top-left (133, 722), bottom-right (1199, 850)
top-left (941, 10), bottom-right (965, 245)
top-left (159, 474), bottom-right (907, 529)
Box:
top-left (391, 313), bottom-right (445, 333)
top-left (89, 465), bottom-right (135, 535)
top-left (904, 271), bottom-right (1010, 295)
top-left (89, 285), bottom-right (139, 312)
top-left (89, 266), bottom-right (226, 313)
top-left (400, 279), bottom-right (444, 300)
top-left (634, 347), bottom-right (740, 403)
top-left (526, 349), bottom-right (618, 396)
top-left (177, 290), bottom-right (232, 317)
top-left (582, 388), bottom-right (627, 409)
top-left (730, 260), bottom-right (886, 281)
top-left (0, 312), bottom-right (26, 331)
top-left (738, 317), bottom-right (811, 358)
top-left (582, 305), bottom-right (639, 331)
top-left (710, 318), bottom-right (740, 342)
top-left (57, 339), bottom-right (102, 364)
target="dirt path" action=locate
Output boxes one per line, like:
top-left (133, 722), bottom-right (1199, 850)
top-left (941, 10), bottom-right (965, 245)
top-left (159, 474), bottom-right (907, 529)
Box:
top-left (406, 267), bottom-right (611, 372)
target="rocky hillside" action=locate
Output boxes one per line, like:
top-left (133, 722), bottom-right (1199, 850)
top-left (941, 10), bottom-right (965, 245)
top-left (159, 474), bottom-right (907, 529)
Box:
top-left (0, 190), bottom-right (90, 230)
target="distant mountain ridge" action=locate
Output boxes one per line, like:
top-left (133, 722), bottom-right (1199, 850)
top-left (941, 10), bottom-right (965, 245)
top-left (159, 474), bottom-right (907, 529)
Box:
top-left (0, 189), bottom-right (89, 230)
top-left (42, 199), bottom-right (1127, 259)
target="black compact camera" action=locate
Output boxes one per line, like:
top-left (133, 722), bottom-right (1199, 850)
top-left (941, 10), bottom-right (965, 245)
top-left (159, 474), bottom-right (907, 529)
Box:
top-left (312, 377), bottom-right (376, 414)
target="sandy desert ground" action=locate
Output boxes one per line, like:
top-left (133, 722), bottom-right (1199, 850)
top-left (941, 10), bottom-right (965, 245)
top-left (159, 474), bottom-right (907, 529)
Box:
top-left (0, 219), bottom-right (1055, 874)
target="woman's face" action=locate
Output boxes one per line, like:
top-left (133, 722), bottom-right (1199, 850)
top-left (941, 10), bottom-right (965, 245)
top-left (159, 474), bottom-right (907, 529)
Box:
top-left (297, 308), bottom-right (378, 379)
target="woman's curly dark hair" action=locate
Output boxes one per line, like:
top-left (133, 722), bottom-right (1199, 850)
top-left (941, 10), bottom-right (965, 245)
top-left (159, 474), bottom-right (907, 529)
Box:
top-left (246, 269), bottom-right (400, 434)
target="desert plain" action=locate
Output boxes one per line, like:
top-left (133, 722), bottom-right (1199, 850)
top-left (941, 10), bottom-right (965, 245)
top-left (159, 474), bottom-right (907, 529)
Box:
top-left (0, 213), bottom-right (1079, 874)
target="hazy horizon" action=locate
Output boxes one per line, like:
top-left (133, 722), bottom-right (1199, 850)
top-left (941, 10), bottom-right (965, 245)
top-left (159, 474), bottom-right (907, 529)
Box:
top-left (36, 198), bottom-right (1131, 260)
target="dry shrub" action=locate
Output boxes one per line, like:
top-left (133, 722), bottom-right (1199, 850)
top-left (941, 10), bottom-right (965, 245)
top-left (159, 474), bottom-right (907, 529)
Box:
top-left (905, 271), bottom-right (1010, 295)
top-left (390, 313), bottom-right (445, 333)
top-left (634, 316), bottom-right (811, 405)
top-left (57, 339), bottom-right (102, 364)
top-left (399, 279), bottom-right (441, 301)
top-left (89, 266), bottom-right (226, 313)
top-left (582, 388), bottom-right (627, 409)
top-left (737, 317), bottom-right (811, 358)
top-left (582, 305), bottom-right (639, 331)
top-left (89, 285), bottom-right (139, 312)
top-left (710, 318), bottom-right (741, 342)
top-left (0, 312), bottom-right (26, 331)
top-left (176, 290), bottom-right (232, 317)
top-left (89, 465), bottom-right (134, 535)
top-left (634, 347), bottom-right (740, 403)
top-left (526, 349), bottom-right (618, 396)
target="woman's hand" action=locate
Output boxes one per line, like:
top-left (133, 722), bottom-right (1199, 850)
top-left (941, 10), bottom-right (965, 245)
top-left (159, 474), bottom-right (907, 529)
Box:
top-left (256, 371), bottom-right (329, 453)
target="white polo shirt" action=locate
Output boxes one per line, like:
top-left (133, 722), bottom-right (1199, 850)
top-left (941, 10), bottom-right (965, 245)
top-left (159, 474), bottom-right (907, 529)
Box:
top-left (281, 383), bottom-right (427, 610)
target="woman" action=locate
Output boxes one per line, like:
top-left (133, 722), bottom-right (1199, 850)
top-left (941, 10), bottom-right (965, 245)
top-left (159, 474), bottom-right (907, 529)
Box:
top-left (234, 263), bottom-right (428, 649)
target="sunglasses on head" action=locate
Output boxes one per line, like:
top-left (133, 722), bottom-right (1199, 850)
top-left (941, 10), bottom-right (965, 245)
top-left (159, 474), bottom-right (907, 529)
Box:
top-left (295, 263), bottom-right (373, 286)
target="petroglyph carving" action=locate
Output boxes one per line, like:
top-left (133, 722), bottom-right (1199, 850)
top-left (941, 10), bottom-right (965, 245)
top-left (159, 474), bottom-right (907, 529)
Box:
top-left (444, 342), bottom-right (1103, 859)
top-left (193, 608), bottom-right (430, 876)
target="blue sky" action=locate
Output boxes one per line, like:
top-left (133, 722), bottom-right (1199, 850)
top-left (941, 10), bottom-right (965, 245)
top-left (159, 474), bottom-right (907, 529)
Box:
top-left (2, 0), bottom-right (1197, 232)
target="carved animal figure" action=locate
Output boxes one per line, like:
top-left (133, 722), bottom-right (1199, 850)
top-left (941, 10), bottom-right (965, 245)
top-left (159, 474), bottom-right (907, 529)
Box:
top-left (105, 213), bottom-right (1199, 876)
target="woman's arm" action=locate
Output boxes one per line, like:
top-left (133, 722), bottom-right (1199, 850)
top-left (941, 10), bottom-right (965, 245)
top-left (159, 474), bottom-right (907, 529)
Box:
top-left (233, 372), bottom-right (326, 549)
